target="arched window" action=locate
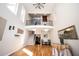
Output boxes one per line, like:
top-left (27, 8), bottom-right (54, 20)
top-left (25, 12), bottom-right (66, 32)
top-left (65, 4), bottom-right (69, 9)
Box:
top-left (7, 3), bottom-right (18, 15)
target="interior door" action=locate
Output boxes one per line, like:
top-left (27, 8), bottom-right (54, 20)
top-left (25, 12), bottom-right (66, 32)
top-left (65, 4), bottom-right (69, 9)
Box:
top-left (34, 34), bottom-right (41, 45)
top-left (42, 16), bottom-right (47, 22)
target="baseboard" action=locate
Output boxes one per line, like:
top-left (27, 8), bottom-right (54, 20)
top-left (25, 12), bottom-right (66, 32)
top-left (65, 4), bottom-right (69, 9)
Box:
top-left (5, 47), bottom-right (23, 56)
top-left (5, 44), bottom-right (27, 56)
top-left (5, 44), bottom-right (34, 56)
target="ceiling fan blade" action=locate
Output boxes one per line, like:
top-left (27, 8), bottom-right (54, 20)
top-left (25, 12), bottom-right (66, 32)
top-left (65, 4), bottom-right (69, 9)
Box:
top-left (35, 5), bottom-right (39, 8)
top-left (33, 3), bottom-right (45, 9)
top-left (33, 3), bottom-right (38, 6)
top-left (42, 3), bottom-right (46, 4)
top-left (40, 4), bottom-right (44, 8)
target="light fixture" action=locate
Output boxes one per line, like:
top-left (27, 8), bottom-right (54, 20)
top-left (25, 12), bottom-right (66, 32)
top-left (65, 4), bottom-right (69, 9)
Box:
top-left (33, 3), bottom-right (45, 9)
top-left (44, 28), bottom-right (49, 32)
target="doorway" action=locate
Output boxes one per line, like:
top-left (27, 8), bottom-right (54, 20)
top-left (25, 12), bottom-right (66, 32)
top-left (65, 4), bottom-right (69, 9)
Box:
top-left (42, 16), bottom-right (47, 22)
top-left (34, 34), bottom-right (41, 45)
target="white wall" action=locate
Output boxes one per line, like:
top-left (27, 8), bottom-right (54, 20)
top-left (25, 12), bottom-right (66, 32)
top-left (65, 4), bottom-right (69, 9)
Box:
top-left (23, 30), bottom-right (31, 45)
top-left (53, 3), bottom-right (79, 55)
top-left (53, 3), bottom-right (79, 43)
top-left (64, 40), bottom-right (79, 56)
top-left (0, 3), bottom-right (26, 55)
top-left (26, 35), bottom-right (34, 45)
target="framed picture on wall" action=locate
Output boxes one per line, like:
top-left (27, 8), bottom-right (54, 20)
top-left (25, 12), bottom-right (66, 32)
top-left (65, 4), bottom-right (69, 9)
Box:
top-left (15, 28), bottom-right (24, 37)
top-left (17, 28), bottom-right (24, 34)
top-left (0, 17), bottom-right (7, 41)
top-left (58, 25), bottom-right (78, 39)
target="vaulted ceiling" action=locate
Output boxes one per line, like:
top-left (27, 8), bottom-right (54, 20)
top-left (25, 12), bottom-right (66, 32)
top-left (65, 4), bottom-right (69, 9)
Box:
top-left (23, 3), bottom-right (56, 14)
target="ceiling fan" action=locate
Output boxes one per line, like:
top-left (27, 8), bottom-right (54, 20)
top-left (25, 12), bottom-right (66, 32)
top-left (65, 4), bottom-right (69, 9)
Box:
top-left (33, 3), bottom-right (46, 9)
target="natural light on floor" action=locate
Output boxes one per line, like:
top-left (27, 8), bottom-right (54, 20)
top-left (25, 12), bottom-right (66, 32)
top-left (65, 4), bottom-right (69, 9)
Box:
top-left (22, 48), bottom-right (33, 56)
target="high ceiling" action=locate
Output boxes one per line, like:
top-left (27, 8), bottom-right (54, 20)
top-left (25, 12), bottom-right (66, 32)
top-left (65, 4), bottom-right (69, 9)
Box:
top-left (23, 3), bottom-right (56, 14)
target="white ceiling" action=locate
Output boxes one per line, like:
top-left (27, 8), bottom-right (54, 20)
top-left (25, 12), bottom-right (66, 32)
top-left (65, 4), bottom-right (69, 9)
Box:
top-left (23, 3), bottom-right (56, 14)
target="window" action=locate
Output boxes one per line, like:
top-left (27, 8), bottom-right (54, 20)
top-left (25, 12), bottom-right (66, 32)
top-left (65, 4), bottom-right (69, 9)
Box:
top-left (7, 3), bottom-right (18, 15)
top-left (20, 6), bottom-right (26, 23)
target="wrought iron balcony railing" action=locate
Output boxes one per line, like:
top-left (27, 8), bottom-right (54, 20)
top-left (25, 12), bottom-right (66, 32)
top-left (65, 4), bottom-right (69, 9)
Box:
top-left (25, 20), bottom-right (53, 26)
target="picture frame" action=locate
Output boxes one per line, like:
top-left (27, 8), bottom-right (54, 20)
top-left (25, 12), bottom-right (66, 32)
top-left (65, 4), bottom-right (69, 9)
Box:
top-left (0, 17), bottom-right (7, 41)
top-left (17, 28), bottom-right (24, 34)
top-left (58, 25), bottom-right (78, 39)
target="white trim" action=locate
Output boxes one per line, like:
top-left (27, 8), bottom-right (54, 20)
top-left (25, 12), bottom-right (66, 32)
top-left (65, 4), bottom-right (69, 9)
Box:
top-left (25, 25), bottom-right (53, 30)
top-left (5, 44), bottom-right (27, 56)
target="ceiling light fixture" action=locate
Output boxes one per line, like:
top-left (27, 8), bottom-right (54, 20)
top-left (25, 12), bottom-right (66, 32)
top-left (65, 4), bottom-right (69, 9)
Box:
top-left (33, 3), bottom-right (45, 9)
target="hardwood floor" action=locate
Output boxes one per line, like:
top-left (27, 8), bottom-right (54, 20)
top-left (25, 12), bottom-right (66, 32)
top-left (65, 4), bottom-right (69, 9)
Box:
top-left (10, 45), bottom-right (52, 56)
